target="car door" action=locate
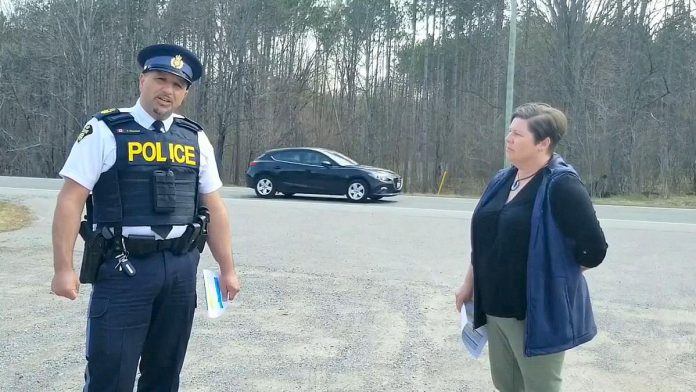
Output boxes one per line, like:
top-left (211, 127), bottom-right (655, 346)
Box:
top-left (269, 150), bottom-right (306, 192)
top-left (300, 151), bottom-right (344, 194)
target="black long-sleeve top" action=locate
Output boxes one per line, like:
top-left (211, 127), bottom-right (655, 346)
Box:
top-left (472, 172), bottom-right (608, 320)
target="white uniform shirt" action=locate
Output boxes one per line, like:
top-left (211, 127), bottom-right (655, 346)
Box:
top-left (59, 99), bottom-right (223, 239)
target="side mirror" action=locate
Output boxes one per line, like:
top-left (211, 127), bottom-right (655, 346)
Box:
top-left (321, 161), bottom-right (332, 167)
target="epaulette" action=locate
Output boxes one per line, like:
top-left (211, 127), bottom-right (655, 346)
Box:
top-left (92, 108), bottom-right (134, 127)
top-left (92, 108), bottom-right (120, 121)
top-left (173, 117), bottom-right (203, 133)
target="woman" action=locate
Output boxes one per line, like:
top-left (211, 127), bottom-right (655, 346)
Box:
top-left (455, 103), bottom-right (608, 391)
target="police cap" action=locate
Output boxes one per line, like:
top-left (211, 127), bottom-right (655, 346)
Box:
top-left (137, 44), bottom-right (203, 85)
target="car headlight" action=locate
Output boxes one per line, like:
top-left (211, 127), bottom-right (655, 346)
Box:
top-left (369, 172), bottom-right (391, 182)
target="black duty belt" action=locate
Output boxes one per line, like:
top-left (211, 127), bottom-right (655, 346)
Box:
top-left (122, 236), bottom-right (186, 257)
top-left (104, 208), bottom-right (210, 258)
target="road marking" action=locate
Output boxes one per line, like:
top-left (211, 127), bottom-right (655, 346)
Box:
top-left (231, 197), bottom-right (696, 226)
top-left (1, 187), bottom-right (59, 192)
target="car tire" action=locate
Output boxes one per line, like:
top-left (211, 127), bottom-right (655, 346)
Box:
top-left (254, 176), bottom-right (276, 198)
top-left (346, 179), bottom-right (369, 202)
top-left (369, 196), bottom-right (383, 201)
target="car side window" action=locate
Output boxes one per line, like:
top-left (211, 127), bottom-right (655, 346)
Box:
top-left (300, 151), bottom-right (327, 165)
top-left (272, 151), bottom-right (301, 163)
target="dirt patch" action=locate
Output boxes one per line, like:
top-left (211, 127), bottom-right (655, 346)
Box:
top-left (0, 200), bottom-right (33, 233)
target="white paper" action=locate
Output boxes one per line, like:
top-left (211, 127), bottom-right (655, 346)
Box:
top-left (460, 301), bottom-right (488, 359)
top-left (202, 269), bottom-right (227, 318)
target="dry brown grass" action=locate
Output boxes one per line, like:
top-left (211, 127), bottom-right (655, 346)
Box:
top-left (0, 201), bottom-right (34, 233)
top-left (593, 195), bottom-right (696, 209)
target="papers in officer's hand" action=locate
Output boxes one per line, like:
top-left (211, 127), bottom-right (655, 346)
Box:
top-left (202, 269), bottom-right (227, 318)
top-left (460, 301), bottom-right (488, 359)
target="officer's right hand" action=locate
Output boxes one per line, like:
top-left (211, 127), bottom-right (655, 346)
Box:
top-left (51, 270), bottom-right (80, 300)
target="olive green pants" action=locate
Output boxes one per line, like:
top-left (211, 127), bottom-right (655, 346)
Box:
top-left (486, 315), bottom-right (565, 392)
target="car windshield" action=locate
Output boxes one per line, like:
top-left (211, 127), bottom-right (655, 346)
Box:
top-left (323, 150), bottom-right (358, 166)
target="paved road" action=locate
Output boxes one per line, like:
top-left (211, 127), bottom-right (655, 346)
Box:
top-left (0, 176), bottom-right (694, 391)
top-left (3, 176), bottom-right (695, 224)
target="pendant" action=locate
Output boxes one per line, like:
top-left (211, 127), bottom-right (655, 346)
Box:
top-left (510, 180), bottom-right (520, 191)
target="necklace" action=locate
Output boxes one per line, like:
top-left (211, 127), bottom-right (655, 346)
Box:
top-left (510, 172), bottom-right (537, 191)
top-left (510, 157), bottom-right (553, 191)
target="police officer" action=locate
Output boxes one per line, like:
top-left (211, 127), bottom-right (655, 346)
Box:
top-left (50, 44), bottom-right (240, 391)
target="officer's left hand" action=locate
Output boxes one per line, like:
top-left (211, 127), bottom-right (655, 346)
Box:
top-left (219, 271), bottom-right (240, 302)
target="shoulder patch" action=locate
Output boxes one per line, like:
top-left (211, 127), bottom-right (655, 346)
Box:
top-left (77, 124), bottom-right (93, 143)
top-left (173, 117), bottom-right (203, 133)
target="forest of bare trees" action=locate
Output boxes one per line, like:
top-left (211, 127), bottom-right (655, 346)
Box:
top-left (0, 0), bottom-right (694, 196)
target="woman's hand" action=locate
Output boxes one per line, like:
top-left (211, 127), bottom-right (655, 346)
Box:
top-left (455, 264), bottom-right (474, 312)
top-left (455, 281), bottom-right (473, 312)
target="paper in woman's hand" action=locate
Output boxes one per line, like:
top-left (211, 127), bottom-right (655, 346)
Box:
top-left (460, 301), bottom-right (488, 359)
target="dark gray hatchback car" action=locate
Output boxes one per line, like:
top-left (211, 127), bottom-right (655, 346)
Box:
top-left (245, 147), bottom-right (403, 202)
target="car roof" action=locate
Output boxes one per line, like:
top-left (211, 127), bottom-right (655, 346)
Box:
top-left (263, 147), bottom-right (339, 155)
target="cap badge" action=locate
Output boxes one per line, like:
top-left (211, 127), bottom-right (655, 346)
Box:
top-left (171, 55), bottom-right (185, 70)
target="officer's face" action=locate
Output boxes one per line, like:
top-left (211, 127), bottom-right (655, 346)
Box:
top-left (139, 71), bottom-right (189, 120)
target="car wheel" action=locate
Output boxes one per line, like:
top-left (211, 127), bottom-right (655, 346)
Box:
top-left (346, 179), bottom-right (369, 202)
top-left (369, 196), bottom-right (383, 200)
top-left (255, 176), bottom-right (276, 198)
top-left (281, 192), bottom-right (295, 198)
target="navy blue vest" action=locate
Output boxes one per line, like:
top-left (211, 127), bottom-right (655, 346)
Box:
top-left (472, 154), bottom-right (597, 356)
top-left (91, 110), bottom-right (202, 227)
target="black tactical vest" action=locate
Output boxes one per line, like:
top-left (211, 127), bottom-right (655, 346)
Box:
top-left (91, 109), bottom-right (202, 227)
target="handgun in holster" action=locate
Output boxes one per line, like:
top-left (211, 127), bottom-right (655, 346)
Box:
top-left (174, 222), bottom-right (201, 255)
top-left (173, 207), bottom-right (210, 255)
top-left (194, 207), bottom-right (210, 253)
top-left (78, 196), bottom-right (107, 284)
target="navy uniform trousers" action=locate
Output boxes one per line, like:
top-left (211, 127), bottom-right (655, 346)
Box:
top-left (84, 249), bottom-right (200, 392)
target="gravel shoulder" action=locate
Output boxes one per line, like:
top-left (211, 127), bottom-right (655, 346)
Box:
top-left (0, 188), bottom-right (694, 391)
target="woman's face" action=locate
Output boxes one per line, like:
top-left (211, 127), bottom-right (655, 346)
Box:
top-left (505, 117), bottom-right (548, 165)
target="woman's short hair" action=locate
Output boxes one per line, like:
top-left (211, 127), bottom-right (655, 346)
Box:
top-left (511, 103), bottom-right (567, 149)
